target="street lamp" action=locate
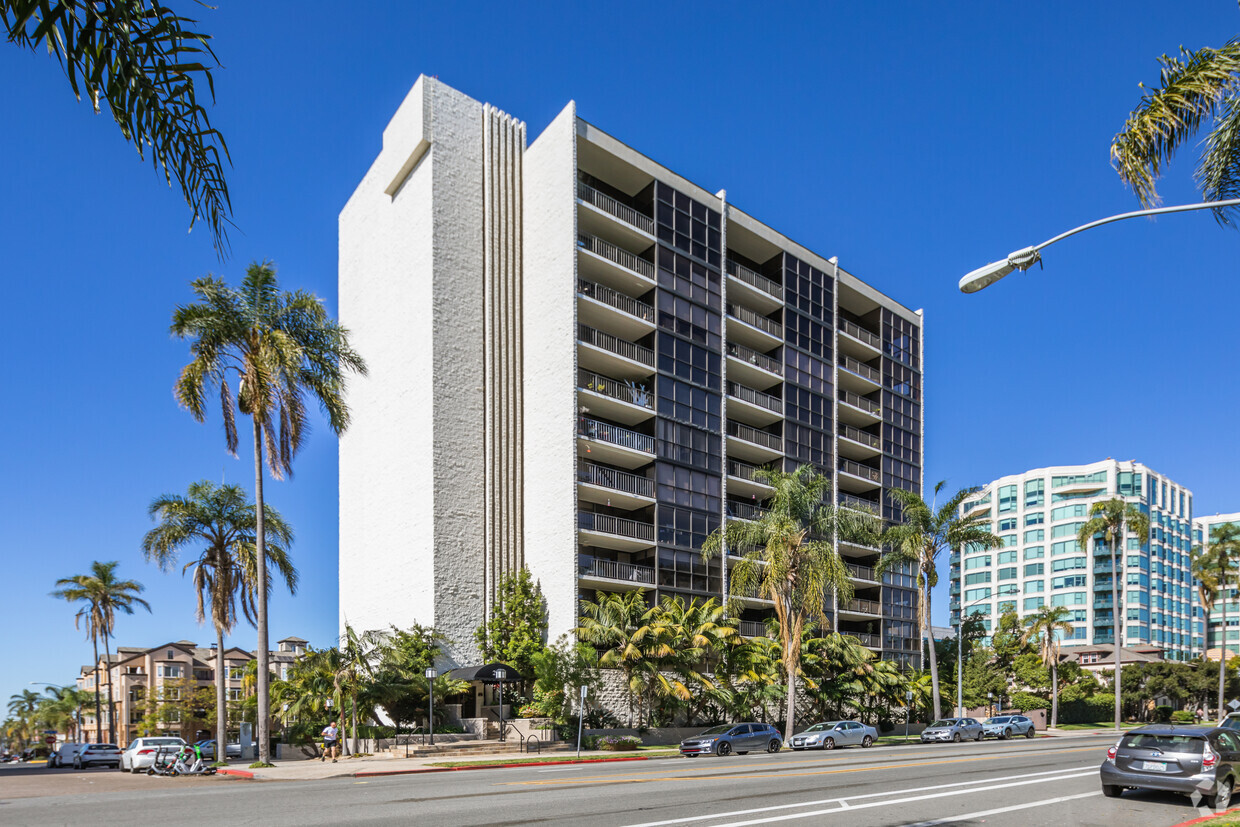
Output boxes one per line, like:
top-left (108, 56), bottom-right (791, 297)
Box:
top-left (425, 667), bottom-right (438, 747)
top-left (958, 198), bottom-right (1240, 293)
top-left (955, 587), bottom-right (1018, 717)
top-left (988, 691), bottom-right (994, 719)
top-left (494, 668), bottom-right (508, 742)
top-left (905, 689), bottom-right (913, 742)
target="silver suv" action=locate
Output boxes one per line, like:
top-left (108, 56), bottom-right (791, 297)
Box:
top-left (1100, 725), bottom-right (1238, 809)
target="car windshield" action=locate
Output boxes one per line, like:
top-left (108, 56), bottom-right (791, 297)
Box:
top-left (986, 717), bottom-right (1010, 724)
top-left (929, 720), bottom-right (957, 728)
top-left (1120, 733), bottom-right (1205, 754)
top-left (697, 726), bottom-right (732, 736)
top-left (90, 745), bottom-right (117, 750)
top-left (804, 723), bottom-right (838, 732)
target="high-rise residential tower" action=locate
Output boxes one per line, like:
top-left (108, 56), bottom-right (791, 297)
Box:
top-left (339, 76), bottom-right (925, 668)
top-left (1193, 512), bottom-right (1240, 660)
top-left (953, 460), bottom-right (1200, 661)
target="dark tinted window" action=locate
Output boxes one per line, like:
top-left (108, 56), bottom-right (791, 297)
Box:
top-left (1217, 731), bottom-right (1240, 752)
top-left (1121, 733), bottom-right (1205, 753)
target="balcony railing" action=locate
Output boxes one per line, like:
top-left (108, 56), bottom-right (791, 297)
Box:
top-left (847, 562), bottom-right (876, 581)
top-left (577, 233), bottom-right (655, 279)
top-left (725, 259), bottom-right (783, 300)
top-left (847, 632), bottom-right (881, 648)
top-left (840, 493), bottom-right (879, 512)
top-left (839, 355), bottom-right (881, 383)
top-left (738, 620), bottom-right (770, 638)
top-left (577, 416), bottom-right (656, 454)
top-left (577, 181), bottom-right (655, 234)
top-left (579, 369), bottom-right (653, 409)
top-left (728, 382), bottom-right (781, 412)
top-left (727, 304), bottom-right (783, 338)
top-left (578, 278), bottom-right (654, 321)
top-left (726, 342), bottom-right (782, 375)
top-left (839, 389), bottom-right (881, 415)
top-left (579, 324), bottom-right (655, 367)
top-left (839, 424), bottom-right (881, 449)
top-left (578, 460), bottom-right (655, 499)
top-left (840, 319), bottom-right (881, 349)
top-left (727, 459), bottom-right (772, 485)
top-left (844, 598), bottom-right (881, 616)
top-left (839, 459), bottom-right (881, 483)
top-left (578, 512), bottom-right (656, 543)
top-left (579, 557), bottom-right (655, 585)
top-left (728, 501), bottom-right (769, 521)
top-left (727, 421), bottom-right (782, 451)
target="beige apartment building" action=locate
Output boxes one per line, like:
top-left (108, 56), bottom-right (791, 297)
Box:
top-left (75, 636), bottom-right (307, 747)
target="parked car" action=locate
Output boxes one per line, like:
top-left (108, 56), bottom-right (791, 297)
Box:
top-left (194, 739), bottom-right (242, 760)
top-left (982, 715), bottom-right (1037, 740)
top-left (46, 743), bottom-right (83, 769)
top-left (680, 723), bottom-right (783, 757)
top-left (789, 720), bottom-right (878, 750)
top-left (920, 718), bottom-right (984, 743)
top-left (1100, 725), bottom-right (1239, 808)
top-left (119, 737), bottom-right (187, 772)
top-left (72, 744), bottom-right (122, 769)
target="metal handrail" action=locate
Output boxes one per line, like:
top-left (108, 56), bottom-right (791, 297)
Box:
top-left (839, 459), bottom-right (881, 483)
top-left (839, 355), bottom-right (881, 382)
top-left (579, 557), bottom-right (656, 584)
top-left (839, 493), bottom-right (879, 512)
top-left (577, 416), bottom-right (656, 454)
top-left (577, 182), bottom-right (655, 234)
top-left (578, 511), bottom-right (656, 542)
top-left (578, 278), bottom-right (654, 321)
top-left (578, 324), bottom-right (655, 367)
top-left (728, 382), bottom-right (781, 412)
top-left (728, 501), bottom-right (769, 521)
top-left (727, 459), bottom-right (772, 484)
top-left (727, 421), bottom-right (782, 451)
top-left (578, 369), bottom-right (654, 409)
top-left (844, 598), bottom-right (881, 615)
top-left (839, 319), bottom-right (881, 348)
top-left (738, 620), bottom-right (769, 638)
top-left (726, 342), bottom-right (782, 375)
top-left (839, 424), bottom-right (881, 449)
top-left (578, 460), bottom-right (655, 498)
top-left (847, 562), bottom-right (876, 581)
top-left (727, 304), bottom-right (783, 337)
top-left (839, 389), bottom-right (881, 415)
top-left (725, 259), bottom-right (783, 299)
top-left (577, 233), bottom-right (655, 279)
top-left (848, 632), bottom-right (881, 647)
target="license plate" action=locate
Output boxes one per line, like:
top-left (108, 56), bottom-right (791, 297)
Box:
top-left (1141, 760), bottom-right (1168, 771)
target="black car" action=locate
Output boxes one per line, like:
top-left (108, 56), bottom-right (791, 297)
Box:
top-left (680, 723), bottom-right (783, 757)
top-left (1100, 725), bottom-right (1238, 808)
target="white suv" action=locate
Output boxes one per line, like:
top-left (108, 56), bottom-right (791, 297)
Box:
top-left (47, 743), bottom-right (83, 769)
top-left (119, 737), bottom-right (186, 772)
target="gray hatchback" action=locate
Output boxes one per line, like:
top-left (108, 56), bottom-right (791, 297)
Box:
top-left (679, 723), bottom-right (782, 757)
top-left (1100, 725), bottom-right (1238, 809)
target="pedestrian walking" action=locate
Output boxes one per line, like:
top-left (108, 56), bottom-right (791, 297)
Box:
top-left (321, 720), bottom-right (341, 763)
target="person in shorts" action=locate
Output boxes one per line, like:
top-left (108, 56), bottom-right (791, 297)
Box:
top-left (321, 720), bottom-right (340, 762)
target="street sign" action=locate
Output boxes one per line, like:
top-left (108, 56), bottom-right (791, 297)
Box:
top-left (1229, 699), bottom-right (1239, 711)
top-left (44, 735), bottom-right (56, 745)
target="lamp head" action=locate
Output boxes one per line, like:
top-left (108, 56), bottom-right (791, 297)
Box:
top-left (959, 259), bottom-right (1016, 293)
top-left (425, 667), bottom-right (438, 680)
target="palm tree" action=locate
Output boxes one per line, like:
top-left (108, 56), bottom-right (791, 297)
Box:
top-left (1077, 498), bottom-right (1151, 732)
top-left (141, 479), bottom-right (296, 762)
top-left (701, 464), bottom-right (882, 741)
top-left (876, 483), bottom-right (1001, 721)
top-left (1111, 34), bottom-right (1240, 226)
top-left (334, 625), bottom-right (391, 754)
top-left (171, 261), bottom-right (367, 764)
top-left (576, 590), bottom-right (658, 727)
top-left (1021, 606), bottom-right (1075, 728)
top-left (1, 0), bottom-right (233, 255)
top-left (38, 686), bottom-right (93, 741)
top-left (646, 596), bottom-right (736, 723)
top-left (50, 561), bottom-right (150, 743)
top-left (1192, 523), bottom-right (1240, 720)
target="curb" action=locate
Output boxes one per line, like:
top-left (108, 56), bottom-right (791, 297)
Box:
top-left (1170, 805), bottom-right (1240, 826)
top-left (216, 768), bottom-right (255, 778)
top-left (353, 755), bottom-right (652, 778)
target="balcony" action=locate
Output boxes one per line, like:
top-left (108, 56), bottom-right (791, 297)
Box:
top-left (578, 511), bottom-right (655, 552)
top-left (578, 557), bottom-right (655, 590)
top-left (578, 324), bottom-right (654, 378)
top-left (577, 278), bottom-right (654, 339)
top-left (726, 304), bottom-right (783, 349)
top-left (738, 620), bottom-right (771, 638)
top-left (838, 355), bottom-right (882, 392)
top-left (727, 459), bottom-right (773, 498)
top-left (847, 562), bottom-right (878, 582)
top-left (577, 180), bottom-right (655, 239)
top-left (840, 493), bottom-right (880, 514)
top-left (728, 501), bottom-right (769, 522)
top-left (726, 342), bottom-right (782, 390)
top-left (727, 381), bottom-right (782, 426)
top-left (726, 421), bottom-right (783, 462)
top-left (577, 416), bottom-right (655, 468)
top-left (839, 458), bottom-right (881, 490)
top-left (578, 369), bottom-right (654, 425)
top-left (838, 389), bottom-right (882, 425)
top-left (846, 631), bottom-right (882, 648)
top-left (725, 259), bottom-right (783, 312)
top-left (578, 460), bottom-right (655, 509)
top-left (838, 319), bottom-right (883, 358)
top-left (838, 424), bottom-right (881, 460)
top-left (841, 598), bottom-right (882, 617)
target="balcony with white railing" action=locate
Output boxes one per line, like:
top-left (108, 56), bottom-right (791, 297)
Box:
top-left (577, 233), bottom-right (657, 297)
top-left (578, 369), bottom-right (654, 426)
top-left (578, 511), bottom-right (656, 552)
top-left (725, 258), bottom-right (783, 312)
top-left (727, 500), bottom-right (769, 522)
top-left (577, 278), bottom-right (655, 339)
top-left (838, 389), bottom-right (882, 425)
top-left (726, 342), bottom-right (783, 390)
top-left (726, 420), bottom-right (783, 462)
top-left (839, 493), bottom-right (880, 514)
top-left (578, 324), bottom-right (655, 379)
top-left (838, 354), bottom-right (882, 392)
top-left (577, 460), bottom-right (655, 509)
top-left (838, 458), bottom-right (881, 493)
top-left (727, 303), bottom-right (783, 349)
top-left (838, 424), bottom-right (882, 460)
top-left (726, 381), bottom-right (782, 426)
top-left (577, 180), bottom-right (655, 249)
top-left (838, 318), bottom-right (883, 358)
top-left (578, 556), bottom-right (656, 590)
top-left (840, 598), bottom-right (882, 617)
top-left (577, 416), bottom-right (655, 469)
top-left (726, 459), bottom-right (774, 498)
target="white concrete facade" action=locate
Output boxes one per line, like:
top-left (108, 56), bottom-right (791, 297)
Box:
top-left (954, 459), bottom-right (1200, 660)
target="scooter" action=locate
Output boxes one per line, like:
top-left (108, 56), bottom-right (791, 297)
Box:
top-left (147, 745), bottom-right (178, 776)
top-left (170, 744), bottom-right (216, 776)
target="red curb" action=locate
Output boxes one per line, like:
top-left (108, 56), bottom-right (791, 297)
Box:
top-left (353, 755), bottom-right (651, 778)
top-left (215, 768), bottom-right (255, 778)
top-left (1170, 805), bottom-right (1240, 826)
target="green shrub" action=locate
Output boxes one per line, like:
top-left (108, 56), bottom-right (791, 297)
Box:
top-left (597, 735), bottom-right (642, 751)
top-left (1011, 692), bottom-right (1050, 712)
top-left (1058, 695), bottom-right (1114, 725)
top-left (1153, 706), bottom-right (1173, 723)
top-left (1171, 710), bottom-right (1195, 724)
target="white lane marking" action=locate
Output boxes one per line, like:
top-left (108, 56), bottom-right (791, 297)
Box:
top-left (901, 790), bottom-right (1102, 826)
top-left (538, 766), bottom-right (593, 773)
top-left (622, 766), bottom-right (1096, 827)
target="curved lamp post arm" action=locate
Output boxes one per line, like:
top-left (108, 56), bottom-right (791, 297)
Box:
top-left (959, 198), bottom-right (1240, 293)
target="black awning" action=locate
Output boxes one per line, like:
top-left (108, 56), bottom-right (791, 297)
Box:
top-left (446, 662), bottom-right (525, 683)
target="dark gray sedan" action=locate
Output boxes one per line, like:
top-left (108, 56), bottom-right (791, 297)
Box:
top-left (679, 723), bottom-right (782, 757)
top-left (1100, 725), bottom-right (1238, 808)
top-left (920, 718), bottom-right (983, 743)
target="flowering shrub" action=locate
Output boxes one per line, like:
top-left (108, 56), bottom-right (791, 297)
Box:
top-left (596, 735), bottom-right (642, 751)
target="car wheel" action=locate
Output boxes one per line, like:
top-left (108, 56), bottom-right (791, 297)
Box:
top-left (1003, 729), bottom-right (1012, 740)
top-left (1209, 776), bottom-right (1234, 810)
top-left (147, 768), bottom-right (156, 776)
top-left (767, 739), bottom-right (781, 753)
top-left (1101, 784), bottom-right (1122, 798)
top-left (46, 757), bottom-right (56, 769)
top-left (1025, 727), bottom-right (1035, 739)
top-left (73, 757), bottom-right (82, 770)
top-left (974, 731), bottom-right (982, 741)
top-left (823, 737), bottom-right (835, 750)
top-left (862, 735), bottom-right (874, 748)
top-left (952, 733), bottom-right (961, 743)
top-left (716, 741), bottom-right (732, 757)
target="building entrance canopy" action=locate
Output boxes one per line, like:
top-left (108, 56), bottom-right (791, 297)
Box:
top-left (446, 662), bottom-right (524, 683)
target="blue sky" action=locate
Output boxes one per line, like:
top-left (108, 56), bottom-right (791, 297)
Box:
top-left (3, 1), bottom-right (1238, 707)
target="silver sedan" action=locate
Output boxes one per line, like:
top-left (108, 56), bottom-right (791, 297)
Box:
top-left (921, 718), bottom-right (984, 743)
top-left (789, 720), bottom-right (878, 750)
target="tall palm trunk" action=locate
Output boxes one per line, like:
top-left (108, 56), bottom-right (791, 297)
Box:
top-left (1050, 660), bottom-right (1059, 728)
top-left (90, 634), bottom-right (101, 743)
top-left (216, 625), bottom-right (226, 762)
top-left (922, 565), bottom-right (941, 721)
top-left (1220, 576), bottom-right (1228, 722)
top-left (1111, 537), bottom-right (1122, 731)
top-left (102, 630), bottom-right (116, 743)
top-left (253, 419), bottom-right (271, 764)
top-left (782, 651), bottom-right (797, 740)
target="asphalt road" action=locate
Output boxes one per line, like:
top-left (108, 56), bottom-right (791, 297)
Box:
top-left (0, 734), bottom-right (1214, 826)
